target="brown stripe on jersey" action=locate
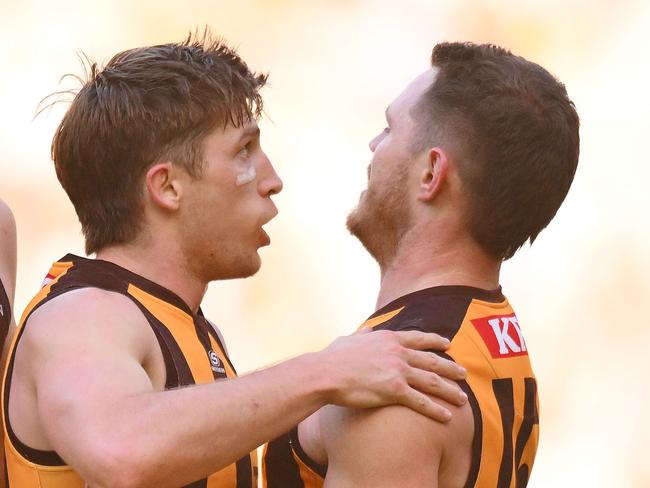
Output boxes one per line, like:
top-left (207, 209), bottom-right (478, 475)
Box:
top-left (514, 378), bottom-right (539, 488)
top-left (493, 378), bottom-right (515, 488)
top-left (368, 285), bottom-right (504, 321)
top-left (130, 301), bottom-right (185, 388)
top-left (263, 433), bottom-right (305, 488)
top-left (235, 455), bottom-right (253, 488)
top-left (59, 254), bottom-right (194, 315)
top-left (460, 376), bottom-right (483, 488)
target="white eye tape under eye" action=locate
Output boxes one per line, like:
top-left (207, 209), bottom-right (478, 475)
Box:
top-left (236, 165), bottom-right (257, 186)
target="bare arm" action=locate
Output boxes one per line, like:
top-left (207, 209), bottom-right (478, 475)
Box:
top-left (20, 288), bottom-right (466, 488)
top-left (0, 198), bottom-right (17, 488)
top-left (0, 198), bottom-right (17, 351)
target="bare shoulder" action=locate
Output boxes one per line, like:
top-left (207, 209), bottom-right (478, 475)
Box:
top-left (20, 287), bottom-right (156, 363)
top-left (320, 393), bottom-right (474, 486)
top-left (321, 397), bottom-right (472, 450)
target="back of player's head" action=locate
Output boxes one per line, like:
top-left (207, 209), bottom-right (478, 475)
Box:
top-left (412, 42), bottom-right (580, 260)
top-left (51, 31), bottom-right (267, 255)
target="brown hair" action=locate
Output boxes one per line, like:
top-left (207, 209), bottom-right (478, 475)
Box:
top-left (413, 42), bottom-right (580, 260)
top-left (51, 32), bottom-right (267, 254)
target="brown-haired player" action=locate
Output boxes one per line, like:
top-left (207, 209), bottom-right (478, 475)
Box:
top-left (0, 197), bottom-right (17, 488)
top-left (263, 42), bottom-right (580, 487)
top-left (1, 34), bottom-right (469, 488)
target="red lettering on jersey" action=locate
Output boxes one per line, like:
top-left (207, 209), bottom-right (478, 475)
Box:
top-left (471, 314), bottom-right (528, 359)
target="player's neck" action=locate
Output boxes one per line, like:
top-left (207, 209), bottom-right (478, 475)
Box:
top-left (375, 227), bottom-right (501, 311)
top-left (96, 238), bottom-right (207, 314)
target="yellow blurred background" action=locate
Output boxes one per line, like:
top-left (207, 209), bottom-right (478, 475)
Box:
top-left (1, 0), bottom-right (649, 486)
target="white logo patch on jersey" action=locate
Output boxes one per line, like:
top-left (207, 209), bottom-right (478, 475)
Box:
top-left (208, 350), bottom-right (226, 374)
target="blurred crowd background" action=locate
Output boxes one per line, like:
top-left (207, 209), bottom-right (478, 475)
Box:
top-left (1, 0), bottom-right (649, 486)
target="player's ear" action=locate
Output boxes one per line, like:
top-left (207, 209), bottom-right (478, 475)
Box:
top-left (145, 162), bottom-right (183, 211)
top-left (417, 147), bottom-right (449, 202)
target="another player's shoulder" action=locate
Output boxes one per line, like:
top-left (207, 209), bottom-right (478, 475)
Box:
top-left (0, 198), bottom-right (16, 231)
top-left (0, 198), bottom-right (17, 296)
top-left (0, 198), bottom-right (16, 258)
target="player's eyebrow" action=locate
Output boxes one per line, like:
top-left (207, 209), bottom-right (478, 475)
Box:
top-left (239, 124), bottom-right (260, 141)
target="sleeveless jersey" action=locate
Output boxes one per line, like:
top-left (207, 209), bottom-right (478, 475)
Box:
top-left (263, 285), bottom-right (539, 488)
top-left (2, 254), bottom-right (257, 488)
top-left (0, 277), bottom-right (10, 353)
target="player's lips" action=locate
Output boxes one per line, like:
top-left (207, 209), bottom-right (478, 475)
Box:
top-left (259, 206), bottom-right (277, 247)
top-left (263, 204), bottom-right (279, 225)
top-left (259, 228), bottom-right (271, 247)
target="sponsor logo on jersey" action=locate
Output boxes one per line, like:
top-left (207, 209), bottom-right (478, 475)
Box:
top-left (471, 314), bottom-right (528, 358)
top-left (208, 350), bottom-right (226, 374)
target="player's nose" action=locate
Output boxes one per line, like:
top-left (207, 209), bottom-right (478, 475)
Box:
top-left (258, 155), bottom-right (283, 197)
top-left (369, 132), bottom-right (383, 152)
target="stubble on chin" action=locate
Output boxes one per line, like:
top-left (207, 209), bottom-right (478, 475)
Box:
top-left (346, 186), bottom-right (410, 269)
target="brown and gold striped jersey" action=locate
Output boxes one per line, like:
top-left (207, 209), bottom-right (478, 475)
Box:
top-left (263, 285), bottom-right (539, 488)
top-left (2, 254), bottom-right (257, 488)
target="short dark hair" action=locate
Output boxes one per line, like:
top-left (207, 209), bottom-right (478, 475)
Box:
top-left (413, 42), bottom-right (580, 260)
top-left (51, 32), bottom-right (267, 254)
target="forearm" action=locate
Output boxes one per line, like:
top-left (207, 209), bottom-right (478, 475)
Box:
top-left (62, 352), bottom-right (331, 488)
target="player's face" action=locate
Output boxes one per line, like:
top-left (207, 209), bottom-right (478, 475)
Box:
top-left (347, 69), bottom-right (436, 267)
top-left (178, 119), bottom-right (282, 281)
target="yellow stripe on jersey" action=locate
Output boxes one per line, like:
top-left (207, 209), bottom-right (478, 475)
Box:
top-left (357, 307), bottom-right (404, 331)
top-left (292, 449), bottom-right (323, 488)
